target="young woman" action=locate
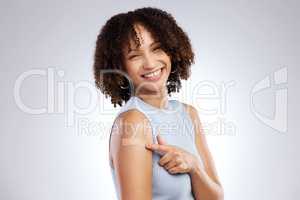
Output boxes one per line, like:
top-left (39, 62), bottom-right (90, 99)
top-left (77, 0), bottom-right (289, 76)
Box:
top-left (93, 7), bottom-right (224, 200)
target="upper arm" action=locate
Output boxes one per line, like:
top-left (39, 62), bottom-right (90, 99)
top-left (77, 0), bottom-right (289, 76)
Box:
top-left (110, 109), bottom-right (153, 200)
top-left (183, 103), bottom-right (223, 187)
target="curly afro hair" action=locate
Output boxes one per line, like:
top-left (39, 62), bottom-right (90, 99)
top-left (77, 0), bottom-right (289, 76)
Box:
top-left (93, 7), bottom-right (195, 107)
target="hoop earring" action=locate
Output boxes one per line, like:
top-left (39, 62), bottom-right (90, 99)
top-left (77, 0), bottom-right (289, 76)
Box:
top-left (118, 79), bottom-right (128, 90)
top-left (170, 68), bottom-right (177, 74)
top-left (120, 83), bottom-right (129, 89)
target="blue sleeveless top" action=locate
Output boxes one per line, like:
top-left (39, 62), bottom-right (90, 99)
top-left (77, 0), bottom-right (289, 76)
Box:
top-left (109, 95), bottom-right (204, 200)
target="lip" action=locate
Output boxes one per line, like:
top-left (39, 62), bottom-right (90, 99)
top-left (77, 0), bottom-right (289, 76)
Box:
top-left (141, 67), bottom-right (164, 76)
top-left (141, 67), bottom-right (165, 81)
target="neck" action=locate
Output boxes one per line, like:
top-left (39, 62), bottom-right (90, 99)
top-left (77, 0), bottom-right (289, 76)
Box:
top-left (135, 86), bottom-right (169, 109)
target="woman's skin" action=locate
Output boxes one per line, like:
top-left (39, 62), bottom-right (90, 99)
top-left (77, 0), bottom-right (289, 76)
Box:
top-left (109, 23), bottom-right (224, 200)
top-left (122, 23), bottom-right (171, 109)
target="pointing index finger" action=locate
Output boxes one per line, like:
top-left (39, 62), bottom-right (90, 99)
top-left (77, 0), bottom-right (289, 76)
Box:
top-left (147, 143), bottom-right (170, 156)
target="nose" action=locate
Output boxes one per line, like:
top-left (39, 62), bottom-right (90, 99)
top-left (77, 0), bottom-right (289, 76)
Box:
top-left (142, 53), bottom-right (157, 71)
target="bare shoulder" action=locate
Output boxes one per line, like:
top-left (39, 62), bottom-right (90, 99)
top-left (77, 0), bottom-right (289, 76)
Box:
top-left (181, 102), bottom-right (199, 122)
top-left (110, 109), bottom-right (153, 156)
top-left (110, 109), bottom-right (153, 199)
top-left (181, 102), bottom-right (204, 141)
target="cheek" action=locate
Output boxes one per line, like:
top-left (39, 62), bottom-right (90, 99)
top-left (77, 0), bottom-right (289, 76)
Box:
top-left (165, 57), bottom-right (172, 73)
top-left (163, 54), bottom-right (172, 67)
top-left (124, 63), bottom-right (141, 80)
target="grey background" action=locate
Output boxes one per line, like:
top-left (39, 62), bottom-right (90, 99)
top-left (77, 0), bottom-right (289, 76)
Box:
top-left (1, 0), bottom-right (299, 199)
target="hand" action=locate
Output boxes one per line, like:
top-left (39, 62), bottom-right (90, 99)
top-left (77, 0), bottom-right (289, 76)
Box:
top-left (145, 134), bottom-right (200, 175)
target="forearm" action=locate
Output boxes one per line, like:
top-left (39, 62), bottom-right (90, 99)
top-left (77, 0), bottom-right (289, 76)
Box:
top-left (189, 163), bottom-right (224, 200)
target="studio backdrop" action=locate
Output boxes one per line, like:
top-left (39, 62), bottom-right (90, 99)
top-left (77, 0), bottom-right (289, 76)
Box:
top-left (0, 0), bottom-right (299, 199)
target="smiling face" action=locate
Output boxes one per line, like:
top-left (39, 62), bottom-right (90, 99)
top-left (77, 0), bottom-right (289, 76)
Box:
top-left (122, 23), bottom-right (172, 95)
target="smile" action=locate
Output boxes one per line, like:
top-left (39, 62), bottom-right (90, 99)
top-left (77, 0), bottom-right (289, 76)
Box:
top-left (141, 67), bottom-right (165, 81)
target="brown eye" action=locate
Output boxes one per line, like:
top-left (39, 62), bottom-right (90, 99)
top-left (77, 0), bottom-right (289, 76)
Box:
top-left (153, 46), bottom-right (162, 52)
top-left (128, 55), bottom-right (139, 60)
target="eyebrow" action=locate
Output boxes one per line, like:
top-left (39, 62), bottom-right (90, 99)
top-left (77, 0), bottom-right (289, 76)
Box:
top-left (127, 41), bottom-right (160, 54)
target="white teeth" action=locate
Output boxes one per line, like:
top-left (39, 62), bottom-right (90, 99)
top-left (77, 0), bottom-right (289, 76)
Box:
top-left (144, 69), bottom-right (161, 78)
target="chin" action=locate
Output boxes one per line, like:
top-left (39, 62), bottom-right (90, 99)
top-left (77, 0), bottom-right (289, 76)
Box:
top-left (135, 79), bottom-right (168, 94)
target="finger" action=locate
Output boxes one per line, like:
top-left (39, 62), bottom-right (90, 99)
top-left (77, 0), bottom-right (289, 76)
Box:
top-left (168, 166), bottom-right (180, 174)
top-left (165, 158), bottom-right (180, 170)
top-left (157, 134), bottom-right (167, 145)
top-left (145, 143), bottom-right (170, 155)
top-left (158, 152), bottom-right (173, 166)
top-left (169, 163), bottom-right (186, 174)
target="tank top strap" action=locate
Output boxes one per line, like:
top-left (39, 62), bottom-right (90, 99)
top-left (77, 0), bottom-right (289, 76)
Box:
top-left (109, 97), bottom-right (195, 146)
top-left (171, 100), bottom-right (196, 142)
